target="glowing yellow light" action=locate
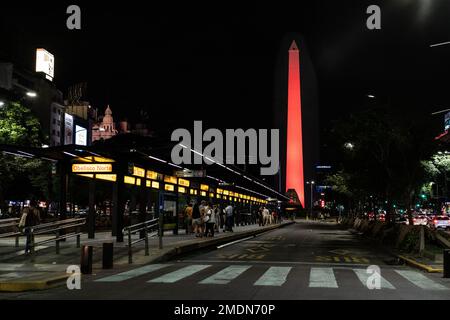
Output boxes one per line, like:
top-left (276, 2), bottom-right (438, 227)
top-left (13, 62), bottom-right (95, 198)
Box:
top-left (200, 191), bottom-right (207, 197)
top-left (95, 174), bottom-right (117, 182)
top-left (133, 166), bottom-right (145, 177)
top-left (77, 174), bottom-right (94, 178)
top-left (178, 178), bottom-right (190, 187)
top-left (217, 188), bottom-right (223, 194)
top-left (223, 190), bottom-right (229, 196)
top-left (200, 184), bottom-right (209, 191)
top-left (152, 181), bottom-right (160, 189)
top-left (209, 193), bottom-right (214, 198)
top-left (136, 178), bottom-right (141, 186)
top-left (124, 176), bottom-right (135, 185)
top-left (146, 171), bottom-right (158, 180)
top-left (178, 186), bottom-right (186, 193)
top-left (165, 184), bottom-right (175, 192)
top-left (164, 175), bottom-right (177, 184)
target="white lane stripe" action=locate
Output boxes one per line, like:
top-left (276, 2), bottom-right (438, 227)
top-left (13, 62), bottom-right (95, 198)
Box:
top-left (200, 265), bottom-right (251, 284)
top-left (309, 268), bottom-right (338, 288)
top-left (148, 265), bottom-right (211, 283)
top-left (96, 264), bottom-right (171, 282)
top-left (353, 268), bottom-right (395, 289)
top-left (254, 266), bottom-right (291, 286)
top-left (395, 270), bottom-right (448, 290)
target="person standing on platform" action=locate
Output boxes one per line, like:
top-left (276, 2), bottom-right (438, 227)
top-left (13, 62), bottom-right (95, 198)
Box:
top-left (192, 203), bottom-right (202, 237)
top-left (184, 203), bottom-right (193, 234)
top-left (224, 204), bottom-right (234, 232)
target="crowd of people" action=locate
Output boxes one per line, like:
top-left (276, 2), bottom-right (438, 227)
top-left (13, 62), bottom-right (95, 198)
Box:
top-left (183, 200), bottom-right (282, 238)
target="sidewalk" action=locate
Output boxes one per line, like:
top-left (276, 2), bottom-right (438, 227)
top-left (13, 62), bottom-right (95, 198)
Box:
top-left (0, 220), bottom-right (293, 292)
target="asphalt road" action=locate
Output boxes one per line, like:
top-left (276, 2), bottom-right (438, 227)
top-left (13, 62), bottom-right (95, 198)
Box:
top-left (5, 221), bottom-right (450, 300)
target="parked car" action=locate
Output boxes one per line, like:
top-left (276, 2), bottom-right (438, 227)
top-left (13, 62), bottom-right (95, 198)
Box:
top-left (428, 216), bottom-right (450, 230)
top-left (376, 213), bottom-right (386, 222)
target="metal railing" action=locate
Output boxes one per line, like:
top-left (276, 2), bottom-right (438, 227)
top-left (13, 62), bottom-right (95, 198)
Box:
top-left (0, 218), bottom-right (21, 247)
top-left (123, 218), bottom-right (160, 264)
top-left (24, 218), bottom-right (86, 254)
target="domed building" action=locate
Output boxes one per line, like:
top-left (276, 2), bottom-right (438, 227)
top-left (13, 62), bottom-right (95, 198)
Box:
top-left (92, 105), bottom-right (118, 142)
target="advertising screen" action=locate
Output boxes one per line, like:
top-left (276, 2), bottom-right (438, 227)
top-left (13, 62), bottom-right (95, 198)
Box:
top-left (75, 125), bottom-right (87, 146)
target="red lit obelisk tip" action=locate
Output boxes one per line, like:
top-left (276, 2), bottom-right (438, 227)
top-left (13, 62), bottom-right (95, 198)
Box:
top-left (289, 40), bottom-right (299, 51)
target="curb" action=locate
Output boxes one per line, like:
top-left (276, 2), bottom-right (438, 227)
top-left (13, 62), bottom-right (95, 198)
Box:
top-left (148, 222), bottom-right (295, 264)
top-left (0, 273), bottom-right (69, 292)
top-left (396, 255), bottom-right (443, 273)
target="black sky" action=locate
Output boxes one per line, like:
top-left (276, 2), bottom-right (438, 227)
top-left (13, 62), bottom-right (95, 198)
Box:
top-left (1, 1), bottom-right (450, 136)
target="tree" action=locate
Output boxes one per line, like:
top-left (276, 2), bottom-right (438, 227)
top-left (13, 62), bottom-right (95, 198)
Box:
top-left (0, 101), bottom-right (50, 211)
top-left (328, 107), bottom-right (435, 224)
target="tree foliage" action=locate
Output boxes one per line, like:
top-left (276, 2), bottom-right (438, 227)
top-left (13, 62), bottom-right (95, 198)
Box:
top-left (0, 101), bottom-right (50, 208)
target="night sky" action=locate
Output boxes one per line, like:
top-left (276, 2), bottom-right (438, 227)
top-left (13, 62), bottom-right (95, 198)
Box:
top-left (1, 1), bottom-right (450, 136)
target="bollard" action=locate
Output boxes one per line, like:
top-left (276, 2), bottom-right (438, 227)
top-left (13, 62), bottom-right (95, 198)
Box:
top-left (444, 249), bottom-right (450, 278)
top-left (80, 245), bottom-right (93, 274)
top-left (102, 242), bottom-right (114, 269)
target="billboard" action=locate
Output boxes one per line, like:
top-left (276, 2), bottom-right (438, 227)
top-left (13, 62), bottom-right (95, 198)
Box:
top-left (64, 114), bottom-right (73, 145)
top-left (35, 48), bottom-right (54, 81)
top-left (75, 125), bottom-right (87, 146)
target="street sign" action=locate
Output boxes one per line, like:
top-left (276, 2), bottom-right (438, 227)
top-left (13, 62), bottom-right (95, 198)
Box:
top-left (174, 170), bottom-right (206, 178)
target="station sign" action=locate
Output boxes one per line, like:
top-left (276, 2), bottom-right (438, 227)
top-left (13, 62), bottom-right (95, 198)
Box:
top-left (72, 163), bottom-right (113, 173)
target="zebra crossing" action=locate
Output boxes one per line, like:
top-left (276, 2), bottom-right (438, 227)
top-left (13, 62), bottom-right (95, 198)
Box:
top-left (95, 263), bottom-right (450, 291)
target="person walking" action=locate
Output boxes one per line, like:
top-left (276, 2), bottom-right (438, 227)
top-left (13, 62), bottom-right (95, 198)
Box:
top-left (19, 200), bottom-right (41, 254)
top-left (225, 204), bottom-right (234, 232)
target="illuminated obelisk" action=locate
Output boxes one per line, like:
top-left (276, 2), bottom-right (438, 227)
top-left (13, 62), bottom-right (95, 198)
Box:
top-left (286, 40), bottom-right (305, 207)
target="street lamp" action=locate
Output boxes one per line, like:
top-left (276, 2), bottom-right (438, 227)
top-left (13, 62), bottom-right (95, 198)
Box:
top-left (26, 91), bottom-right (37, 98)
top-left (306, 181), bottom-right (315, 220)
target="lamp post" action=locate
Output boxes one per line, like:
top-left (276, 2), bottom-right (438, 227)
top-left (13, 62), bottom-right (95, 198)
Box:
top-left (306, 181), bottom-right (315, 220)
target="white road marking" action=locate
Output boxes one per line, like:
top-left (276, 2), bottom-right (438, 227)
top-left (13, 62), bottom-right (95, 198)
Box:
top-left (309, 267), bottom-right (338, 288)
top-left (254, 266), bottom-right (291, 286)
top-left (96, 264), bottom-right (171, 282)
top-left (148, 265), bottom-right (211, 283)
top-left (395, 270), bottom-right (448, 290)
top-left (199, 265), bottom-right (251, 284)
top-left (353, 268), bottom-right (395, 289)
